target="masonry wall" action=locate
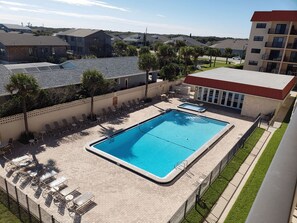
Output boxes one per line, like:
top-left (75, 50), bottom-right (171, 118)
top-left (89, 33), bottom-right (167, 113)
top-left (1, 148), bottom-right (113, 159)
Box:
top-left (241, 94), bottom-right (282, 118)
top-left (0, 80), bottom-right (182, 143)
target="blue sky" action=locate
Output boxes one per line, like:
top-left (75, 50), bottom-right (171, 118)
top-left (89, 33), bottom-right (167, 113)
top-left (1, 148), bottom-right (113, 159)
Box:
top-left (0, 0), bottom-right (296, 38)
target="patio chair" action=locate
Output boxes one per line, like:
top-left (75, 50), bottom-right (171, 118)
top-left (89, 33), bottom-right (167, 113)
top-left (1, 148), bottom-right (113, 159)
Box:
top-left (5, 154), bottom-right (33, 172)
top-left (137, 98), bottom-right (145, 108)
top-left (132, 99), bottom-right (139, 109)
top-left (102, 108), bottom-right (109, 120)
top-left (33, 132), bottom-right (42, 144)
top-left (53, 185), bottom-right (79, 205)
top-left (0, 144), bottom-right (13, 156)
top-left (42, 176), bottom-right (68, 198)
top-left (81, 114), bottom-right (90, 126)
top-left (67, 192), bottom-right (94, 216)
top-left (53, 121), bottom-right (63, 134)
top-left (45, 124), bottom-right (54, 136)
top-left (128, 100), bottom-right (134, 111)
top-left (62, 119), bottom-right (71, 132)
top-left (108, 107), bottom-right (117, 117)
top-left (72, 116), bottom-right (81, 129)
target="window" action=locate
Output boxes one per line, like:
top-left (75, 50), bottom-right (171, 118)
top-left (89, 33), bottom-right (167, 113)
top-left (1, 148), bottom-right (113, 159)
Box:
top-left (256, 23), bottom-right (266, 28)
top-left (272, 37), bottom-right (284, 48)
top-left (28, 48), bottom-right (33, 56)
top-left (70, 37), bottom-right (75, 41)
top-left (249, 60), bottom-right (258, 66)
top-left (254, 36), bottom-right (264, 41)
top-left (251, 48), bottom-right (261, 54)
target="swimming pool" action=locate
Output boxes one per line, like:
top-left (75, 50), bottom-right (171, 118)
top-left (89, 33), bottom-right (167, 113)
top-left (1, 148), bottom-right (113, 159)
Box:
top-left (178, 102), bottom-right (206, 112)
top-left (87, 110), bottom-right (232, 183)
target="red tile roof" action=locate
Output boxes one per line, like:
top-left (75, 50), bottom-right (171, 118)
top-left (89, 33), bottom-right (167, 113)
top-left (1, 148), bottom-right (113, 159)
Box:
top-left (251, 10), bottom-right (297, 22)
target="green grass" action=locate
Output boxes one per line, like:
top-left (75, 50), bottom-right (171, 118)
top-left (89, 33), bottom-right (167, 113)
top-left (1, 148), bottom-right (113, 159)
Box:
top-left (0, 203), bottom-right (20, 223)
top-left (182, 127), bottom-right (265, 223)
top-left (224, 104), bottom-right (294, 223)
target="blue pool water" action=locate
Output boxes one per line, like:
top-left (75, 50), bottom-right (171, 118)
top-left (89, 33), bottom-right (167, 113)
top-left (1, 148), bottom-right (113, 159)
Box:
top-left (91, 110), bottom-right (228, 179)
top-left (178, 102), bottom-right (206, 112)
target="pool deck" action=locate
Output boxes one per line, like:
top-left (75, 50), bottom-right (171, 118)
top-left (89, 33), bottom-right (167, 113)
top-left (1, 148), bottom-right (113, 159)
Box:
top-left (0, 97), bottom-right (254, 223)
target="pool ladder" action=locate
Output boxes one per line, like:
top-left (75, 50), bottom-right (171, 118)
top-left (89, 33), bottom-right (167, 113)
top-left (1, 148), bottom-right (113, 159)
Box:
top-left (175, 160), bottom-right (195, 178)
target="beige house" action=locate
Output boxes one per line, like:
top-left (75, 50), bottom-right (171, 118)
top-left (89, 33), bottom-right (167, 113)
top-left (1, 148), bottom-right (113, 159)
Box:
top-left (244, 10), bottom-right (297, 75)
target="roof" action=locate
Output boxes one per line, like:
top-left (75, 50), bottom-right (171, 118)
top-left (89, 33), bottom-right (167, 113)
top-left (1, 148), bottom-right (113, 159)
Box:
top-left (171, 36), bottom-right (206, 47)
top-left (0, 57), bottom-right (146, 96)
top-left (0, 33), bottom-right (69, 46)
top-left (184, 68), bottom-right (296, 100)
top-left (123, 33), bottom-right (169, 44)
top-left (0, 23), bottom-right (31, 31)
top-left (251, 10), bottom-right (297, 22)
top-left (211, 39), bottom-right (248, 50)
top-left (57, 29), bottom-right (103, 37)
top-left (62, 56), bottom-right (144, 79)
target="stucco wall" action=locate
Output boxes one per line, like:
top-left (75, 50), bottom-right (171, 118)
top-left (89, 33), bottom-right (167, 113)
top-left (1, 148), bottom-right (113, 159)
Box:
top-left (241, 94), bottom-right (281, 118)
top-left (0, 80), bottom-right (182, 143)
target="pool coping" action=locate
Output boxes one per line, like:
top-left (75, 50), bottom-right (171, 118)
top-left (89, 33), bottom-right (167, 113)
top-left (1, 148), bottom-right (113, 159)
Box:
top-left (85, 109), bottom-right (234, 184)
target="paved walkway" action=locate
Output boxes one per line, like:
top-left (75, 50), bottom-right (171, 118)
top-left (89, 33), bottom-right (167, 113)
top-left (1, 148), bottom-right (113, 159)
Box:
top-left (203, 129), bottom-right (273, 223)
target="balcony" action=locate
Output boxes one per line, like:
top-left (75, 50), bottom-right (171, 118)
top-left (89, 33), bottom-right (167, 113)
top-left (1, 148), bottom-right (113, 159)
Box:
top-left (283, 56), bottom-right (297, 63)
top-left (290, 28), bottom-right (297, 35)
top-left (262, 54), bottom-right (282, 61)
top-left (265, 42), bottom-right (285, 48)
top-left (268, 28), bottom-right (289, 35)
top-left (286, 43), bottom-right (297, 49)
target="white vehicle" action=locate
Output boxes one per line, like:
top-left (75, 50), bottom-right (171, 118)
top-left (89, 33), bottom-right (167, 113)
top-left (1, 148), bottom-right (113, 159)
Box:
top-left (232, 56), bottom-right (241, 60)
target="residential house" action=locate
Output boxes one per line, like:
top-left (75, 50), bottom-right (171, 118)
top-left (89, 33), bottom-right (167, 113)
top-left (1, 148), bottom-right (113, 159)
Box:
top-left (0, 23), bottom-right (32, 33)
top-left (210, 39), bottom-right (248, 57)
top-left (56, 29), bottom-right (112, 58)
top-left (123, 33), bottom-right (170, 47)
top-left (0, 32), bottom-right (69, 63)
top-left (244, 10), bottom-right (297, 75)
top-left (165, 36), bottom-right (206, 47)
top-left (0, 57), bottom-right (158, 101)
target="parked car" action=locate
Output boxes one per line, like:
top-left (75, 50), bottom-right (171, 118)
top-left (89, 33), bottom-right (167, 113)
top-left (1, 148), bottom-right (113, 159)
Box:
top-left (232, 56), bottom-right (241, 60)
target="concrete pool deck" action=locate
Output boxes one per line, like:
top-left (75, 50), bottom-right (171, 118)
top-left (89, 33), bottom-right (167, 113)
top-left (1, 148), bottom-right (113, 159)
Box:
top-left (0, 97), bottom-right (254, 223)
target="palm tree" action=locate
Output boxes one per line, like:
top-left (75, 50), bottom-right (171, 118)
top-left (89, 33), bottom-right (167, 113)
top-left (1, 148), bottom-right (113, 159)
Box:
top-left (179, 46), bottom-right (194, 75)
top-left (138, 53), bottom-right (158, 99)
top-left (206, 47), bottom-right (215, 67)
top-left (156, 44), bottom-right (176, 68)
top-left (213, 48), bottom-right (221, 67)
top-left (192, 46), bottom-right (205, 67)
top-left (81, 69), bottom-right (108, 120)
top-left (224, 48), bottom-right (233, 64)
top-left (6, 73), bottom-right (39, 137)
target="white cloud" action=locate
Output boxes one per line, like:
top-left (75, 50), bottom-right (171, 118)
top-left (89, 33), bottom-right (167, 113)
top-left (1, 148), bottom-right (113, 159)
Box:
top-left (51, 0), bottom-right (128, 12)
top-left (157, 14), bottom-right (165, 18)
top-left (0, 1), bottom-right (37, 7)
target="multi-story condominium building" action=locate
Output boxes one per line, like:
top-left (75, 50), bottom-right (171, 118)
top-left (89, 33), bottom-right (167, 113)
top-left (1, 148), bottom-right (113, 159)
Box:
top-left (244, 10), bottom-right (297, 75)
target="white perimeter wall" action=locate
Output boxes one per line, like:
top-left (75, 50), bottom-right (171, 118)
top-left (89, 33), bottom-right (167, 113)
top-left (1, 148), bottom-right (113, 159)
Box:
top-left (241, 94), bottom-right (282, 118)
top-left (0, 80), bottom-right (182, 143)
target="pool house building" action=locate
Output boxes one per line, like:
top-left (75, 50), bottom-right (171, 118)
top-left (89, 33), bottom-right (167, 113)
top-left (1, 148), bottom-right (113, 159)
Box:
top-left (184, 67), bottom-right (296, 118)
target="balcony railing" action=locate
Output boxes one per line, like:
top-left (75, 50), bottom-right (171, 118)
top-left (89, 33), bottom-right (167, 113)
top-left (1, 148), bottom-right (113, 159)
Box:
top-left (259, 67), bottom-right (280, 73)
top-left (262, 54), bottom-right (282, 61)
top-left (265, 42), bottom-right (285, 48)
top-left (290, 29), bottom-right (297, 35)
top-left (283, 56), bottom-right (297, 63)
top-left (286, 43), bottom-right (297, 49)
top-left (268, 28), bottom-right (289, 35)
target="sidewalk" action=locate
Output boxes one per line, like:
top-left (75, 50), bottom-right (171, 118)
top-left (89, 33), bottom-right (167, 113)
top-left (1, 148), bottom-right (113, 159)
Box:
top-left (203, 128), bottom-right (274, 223)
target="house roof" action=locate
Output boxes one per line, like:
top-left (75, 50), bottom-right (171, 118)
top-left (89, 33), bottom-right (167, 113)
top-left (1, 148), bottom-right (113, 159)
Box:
top-left (57, 29), bottom-right (103, 37)
top-left (0, 33), bottom-right (69, 46)
top-left (184, 67), bottom-right (296, 100)
top-left (0, 57), bottom-right (147, 96)
top-left (251, 10), bottom-right (297, 22)
top-left (0, 23), bottom-right (31, 31)
top-left (210, 39), bottom-right (248, 51)
top-left (62, 56), bottom-right (144, 79)
top-left (171, 36), bottom-right (206, 47)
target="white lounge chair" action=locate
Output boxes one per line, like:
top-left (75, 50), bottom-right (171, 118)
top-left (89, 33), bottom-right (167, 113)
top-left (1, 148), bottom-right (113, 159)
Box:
top-left (53, 186), bottom-right (79, 205)
top-left (67, 192), bottom-right (94, 216)
top-left (31, 170), bottom-right (58, 189)
top-left (42, 176), bottom-right (67, 198)
top-left (5, 154), bottom-right (33, 172)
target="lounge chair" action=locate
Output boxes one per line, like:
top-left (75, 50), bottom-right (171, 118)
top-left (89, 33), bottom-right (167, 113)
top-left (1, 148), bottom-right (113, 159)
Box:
top-left (5, 154), bottom-right (33, 172)
top-left (67, 192), bottom-right (94, 216)
top-left (53, 186), bottom-right (79, 204)
top-left (0, 144), bottom-right (13, 156)
top-left (42, 176), bottom-right (68, 198)
top-left (31, 170), bottom-right (58, 189)
top-left (11, 161), bottom-right (37, 179)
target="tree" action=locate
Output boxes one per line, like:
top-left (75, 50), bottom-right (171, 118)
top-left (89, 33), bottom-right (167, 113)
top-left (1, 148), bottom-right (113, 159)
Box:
top-left (179, 46), bottom-right (194, 75)
top-left (224, 48), bottom-right (233, 64)
top-left (160, 63), bottom-right (180, 81)
top-left (127, 45), bottom-right (138, 56)
top-left (6, 73), bottom-right (39, 137)
top-left (213, 48), bottom-right (221, 67)
top-left (113, 40), bottom-right (127, 56)
top-left (139, 46), bottom-right (150, 55)
top-left (138, 53), bottom-right (158, 99)
top-left (192, 46), bottom-right (205, 67)
top-left (206, 47), bottom-right (215, 67)
top-left (81, 69), bottom-right (108, 120)
top-left (157, 44), bottom-right (176, 68)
